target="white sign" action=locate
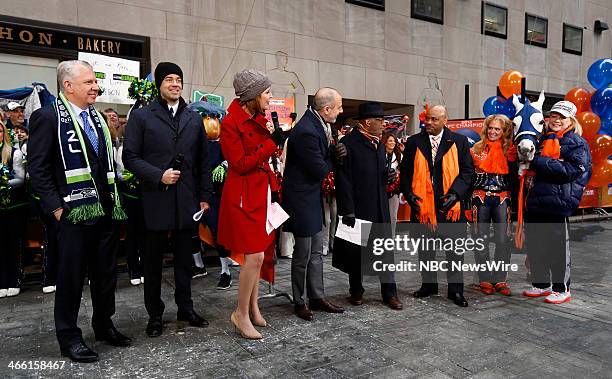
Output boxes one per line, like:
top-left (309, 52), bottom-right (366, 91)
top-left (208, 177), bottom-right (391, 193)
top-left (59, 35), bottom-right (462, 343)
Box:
top-left (78, 52), bottom-right (139, 105)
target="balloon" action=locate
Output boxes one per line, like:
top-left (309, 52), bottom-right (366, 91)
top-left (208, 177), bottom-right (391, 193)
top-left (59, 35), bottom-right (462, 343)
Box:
top-left (599, 117), bottom-right (612, 135)
top-left (499, 70), bottom-right (524, 99)
top-left (565, 87), bottom-right (591, 113)
top-left (587, 159), bottom-right (612, 188)
top-left (587, 58), bottom-right (612, 90)
top-left (576, 112), bottom-right (600, 141)
top-left (589, 134), bottom-right (612, 162)
top-left (590, 87), bottom-right (612, 120)
top-left (482, 96), bottom-right (515, 118)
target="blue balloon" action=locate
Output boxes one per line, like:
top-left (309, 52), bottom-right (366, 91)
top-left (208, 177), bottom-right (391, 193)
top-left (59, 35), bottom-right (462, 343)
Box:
top-left (483, 96), bottom-right (513, 117)
top-left (591, 87), bottom-right (612, 119)
top-left (587, 59), bottom-right (612, 90)
top-left (454, 128), bottom-right (481, 147)
top-left (502, 98), bottom-right (517, 118)
top-left (599, 116), bottom-right (612, 136)
top-left (145, 72), bottom-right (154, 82)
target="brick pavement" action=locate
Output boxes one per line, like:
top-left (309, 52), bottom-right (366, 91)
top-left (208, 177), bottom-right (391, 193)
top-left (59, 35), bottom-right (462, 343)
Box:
top-left (0, 221), bottom-right (610, 378)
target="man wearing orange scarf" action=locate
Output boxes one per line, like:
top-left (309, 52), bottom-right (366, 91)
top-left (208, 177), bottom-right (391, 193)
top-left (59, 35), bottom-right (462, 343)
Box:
top-left (399, 105), bottom-right (474, 307)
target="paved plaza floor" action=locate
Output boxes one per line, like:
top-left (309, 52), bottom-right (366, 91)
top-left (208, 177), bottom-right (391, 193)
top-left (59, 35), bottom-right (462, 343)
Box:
top-left (1, 221), bottom-right (611, 378)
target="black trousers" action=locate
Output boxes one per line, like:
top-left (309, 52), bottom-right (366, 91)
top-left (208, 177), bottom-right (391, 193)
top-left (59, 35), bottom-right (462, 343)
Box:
top-left (526, 213), bottom-right (571, 293)
top-left (124, 197), bottom-right (144, 279)
top-left (349, 272), bottom-right (398, 301)
top-left (473, 196), bottom-right (511, 284)
top-left (39, 207), bottom-right (59, 287)
top-left (55, 216), bottom-right (118, 348)
top-left (143, 229), bottom-right (194, 318)
top-left (416, 222), bottom-right (465, 295)
top-left (0, 207), bottom-right (25, 289)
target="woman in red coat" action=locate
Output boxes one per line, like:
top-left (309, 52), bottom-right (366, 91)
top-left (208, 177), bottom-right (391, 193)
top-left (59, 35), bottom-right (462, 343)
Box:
top-left (218, 69), bottom-right (286, 339)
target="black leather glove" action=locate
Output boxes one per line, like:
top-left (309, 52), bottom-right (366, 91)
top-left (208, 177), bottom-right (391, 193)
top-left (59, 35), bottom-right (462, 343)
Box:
top-left (387, 168), bottom-right (397, 184)
top-left (405, 193), bottom-right (422, 214)
top-left (331, 143), bottom-right (347, 166)
top-left (271, 129), bottom-right (287, 146)
top-left (342, 214), bottom-right (356, 228)
top-left (439, 192), bottom-right (459, 213)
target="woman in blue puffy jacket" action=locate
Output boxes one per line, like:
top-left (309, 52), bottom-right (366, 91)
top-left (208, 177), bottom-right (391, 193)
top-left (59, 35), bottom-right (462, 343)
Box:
top-left (522, 101), bottom-right (592, 304)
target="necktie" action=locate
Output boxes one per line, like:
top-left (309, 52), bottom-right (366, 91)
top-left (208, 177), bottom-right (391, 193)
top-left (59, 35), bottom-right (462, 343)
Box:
top-left (80, 111), bottom-right (99, 156)
top-left (431, 135), bottom-right (440, 161)
top-left (169, 107), bottom-right (174, 118)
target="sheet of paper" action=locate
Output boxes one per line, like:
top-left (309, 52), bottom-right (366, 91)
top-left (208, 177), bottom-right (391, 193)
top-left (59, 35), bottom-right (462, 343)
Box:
top-left (266, 201), bottom-right (290, 234)
top-left (335, 216), bottom-right (372, 246)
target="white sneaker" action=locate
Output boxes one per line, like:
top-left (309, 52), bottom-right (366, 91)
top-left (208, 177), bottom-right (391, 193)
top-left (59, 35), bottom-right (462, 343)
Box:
top-left (130, 278), bottom-right (141, 286)
top-left (544, 291), bottom-right (571, 304)
top-left (140, 276), bottom-right (145, 284)
top-left (42, 286), bottom-right (56, 294)
top-left (0, 289), bottom-right (7, 298)
top-left (7, 288), bottom-right (20, 297)
top-left (522, 286), bottom-right (552, 297)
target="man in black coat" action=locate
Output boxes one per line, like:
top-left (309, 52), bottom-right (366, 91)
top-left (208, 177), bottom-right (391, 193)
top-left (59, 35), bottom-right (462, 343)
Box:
top-left (28, 60), bottom-right (131, 363)
top-left (333, 102), bottom-right (403, 310)
top-left (282, 87), bottom-right (346, 321)
top-left (399, 105), bottom-right (474, 307)
top-left (123, 62), bottom-right (212, 336)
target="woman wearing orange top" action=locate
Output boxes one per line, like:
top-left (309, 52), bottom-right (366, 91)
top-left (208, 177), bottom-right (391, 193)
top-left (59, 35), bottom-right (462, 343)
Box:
top-left (218, 69), bottom-right (286, 339)
top-left (470, 114), bottom-right (517, 296)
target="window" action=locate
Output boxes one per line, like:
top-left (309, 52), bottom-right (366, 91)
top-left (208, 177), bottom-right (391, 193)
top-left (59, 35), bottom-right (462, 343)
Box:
top-left (411, 0), bottom-right (444, 24)
top-left (346, 0), bottom-right (385, 11)
top-left (481, 2), bottom-right (507, 39)
top-left (525, 14), bottom-right (547, 48)
top-left (563, 23), bottom-right (583, 55)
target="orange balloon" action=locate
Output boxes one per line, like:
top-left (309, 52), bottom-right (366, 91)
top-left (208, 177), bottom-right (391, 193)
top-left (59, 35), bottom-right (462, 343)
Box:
top-left (588, 159), bottom-right (612, 188)
top-left (565, 87), bottom-right (591, 113)
top-left (589, 134), bottom-right (612, 162)
top-left (499, 70), bottom-right (524, 99)
top-left (577, 112), bottom-right (601, 141)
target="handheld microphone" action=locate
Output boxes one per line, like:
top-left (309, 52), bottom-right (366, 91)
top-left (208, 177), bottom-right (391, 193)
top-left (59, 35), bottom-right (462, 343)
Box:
top-left (271, 111), bottom-right (280, 132)
top-left (165, 153), bottom-right (185, 190)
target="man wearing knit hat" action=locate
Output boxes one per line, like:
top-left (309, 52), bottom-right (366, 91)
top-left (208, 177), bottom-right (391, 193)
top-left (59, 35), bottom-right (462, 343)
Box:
top-left (123, 62), bottom-right (213, 337)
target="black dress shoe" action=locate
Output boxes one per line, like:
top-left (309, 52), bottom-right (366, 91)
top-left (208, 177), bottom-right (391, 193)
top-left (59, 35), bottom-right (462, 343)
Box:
top-left (413, 286), bottom-right (438, 298)
top-left (61, 342), bottom-right (99, 363)
top-left (177, 310), bottom-right (209, 327)
top-left (294, 304), bottom-right (314, 321)
top-left (146, 316), bottom-right (163, 337)
top-left (309, 298), bottom-right (345, 313)
top-left (448, 293), bottom-right (468, 307)
top-left (95, 326), bottom-right (132, 347)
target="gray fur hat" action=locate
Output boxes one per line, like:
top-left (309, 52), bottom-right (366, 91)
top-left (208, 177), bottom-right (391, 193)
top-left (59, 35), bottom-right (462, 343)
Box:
top-left (233, 69), bottom-right (271, 102)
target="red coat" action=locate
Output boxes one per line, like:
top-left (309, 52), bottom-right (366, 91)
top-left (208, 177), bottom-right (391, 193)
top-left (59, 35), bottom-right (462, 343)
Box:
top-left (218, 99), bottom-right (279, 268)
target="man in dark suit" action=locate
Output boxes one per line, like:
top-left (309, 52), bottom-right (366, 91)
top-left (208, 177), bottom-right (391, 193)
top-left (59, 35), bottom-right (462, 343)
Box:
top-left (28, 60), bottom-right (132, 363)
top-left (399, 105), bottom-right (474, 307)
top-left (282, 87), bottom-right (346, 321)
top-left (333, 102), bottom-right (403, 310)
top-left (123, 62), bottom-right (212, 336)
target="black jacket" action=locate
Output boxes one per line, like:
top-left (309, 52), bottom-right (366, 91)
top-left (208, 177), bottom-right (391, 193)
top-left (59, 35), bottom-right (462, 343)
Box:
top-left (28, 104), bottom-right (113, 222)
top-left (399, 128), bottom-right (474, 222)
top-left (123, 98), bottom-right (211, 231)
top-left (282, 108), bottom-right (333, 238)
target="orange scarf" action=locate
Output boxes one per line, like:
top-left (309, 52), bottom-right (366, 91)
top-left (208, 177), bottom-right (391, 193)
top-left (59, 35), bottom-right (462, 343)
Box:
top-left (411, 144), bottom-right (460, 226)
top-left (477, 140), bottom-right (509, 174)
top-left (540, 125), bottom-right (574, 159)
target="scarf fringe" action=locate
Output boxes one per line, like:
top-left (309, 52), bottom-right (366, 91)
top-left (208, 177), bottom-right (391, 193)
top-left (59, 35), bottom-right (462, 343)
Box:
top-left (113, 205), bottom-right (128, 221)
top-left (67, 203), bottom-right (105, 223)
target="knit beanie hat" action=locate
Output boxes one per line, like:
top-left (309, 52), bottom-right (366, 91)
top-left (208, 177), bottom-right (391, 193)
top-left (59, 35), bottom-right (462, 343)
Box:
top-left (233, 69), bottom-right (271, 102)
top-left (154, 62), bottom-right (183, 90)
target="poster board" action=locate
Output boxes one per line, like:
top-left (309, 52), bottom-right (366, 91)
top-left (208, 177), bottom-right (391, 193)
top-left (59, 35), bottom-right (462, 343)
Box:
top-left (78, 52), bottom-right (139, 104)
top-left (265, 97), bottom-right (295, 130)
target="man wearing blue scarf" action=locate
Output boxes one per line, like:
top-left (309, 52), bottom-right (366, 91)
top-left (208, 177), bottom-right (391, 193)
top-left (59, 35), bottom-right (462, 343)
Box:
top-left (28, 60), bottom-right (131, 363)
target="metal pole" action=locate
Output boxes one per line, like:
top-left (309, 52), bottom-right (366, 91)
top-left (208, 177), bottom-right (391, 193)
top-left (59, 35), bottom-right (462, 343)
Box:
top-left (464, 84), bottom-right (470, 119)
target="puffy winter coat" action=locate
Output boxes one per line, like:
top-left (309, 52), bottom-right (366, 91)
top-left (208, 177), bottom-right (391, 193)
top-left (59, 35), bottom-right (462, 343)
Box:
top-left (527, 130), bottom-right (592, 217)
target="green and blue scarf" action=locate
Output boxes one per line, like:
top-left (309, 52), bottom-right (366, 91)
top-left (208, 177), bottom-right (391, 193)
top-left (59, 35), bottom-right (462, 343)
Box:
top-left (55, 93), bottom-right (127, 223)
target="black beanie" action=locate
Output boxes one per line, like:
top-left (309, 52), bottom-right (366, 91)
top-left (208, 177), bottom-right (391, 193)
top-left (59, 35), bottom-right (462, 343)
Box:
top-left (154, 62), bottom-right (183, 89)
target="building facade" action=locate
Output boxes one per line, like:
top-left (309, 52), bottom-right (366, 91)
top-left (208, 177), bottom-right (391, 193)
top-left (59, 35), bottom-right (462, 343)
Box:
top-left (1, 0), bottom-right (611, 131)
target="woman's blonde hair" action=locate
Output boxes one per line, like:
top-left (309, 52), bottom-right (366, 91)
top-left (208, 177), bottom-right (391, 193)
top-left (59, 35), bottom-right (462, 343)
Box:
top-left (472, 114), bottom-right (513, 155)
top-left (0, 121), bottom-right (13, 165)
top-left (568, 116), bottom-right (583, 136)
